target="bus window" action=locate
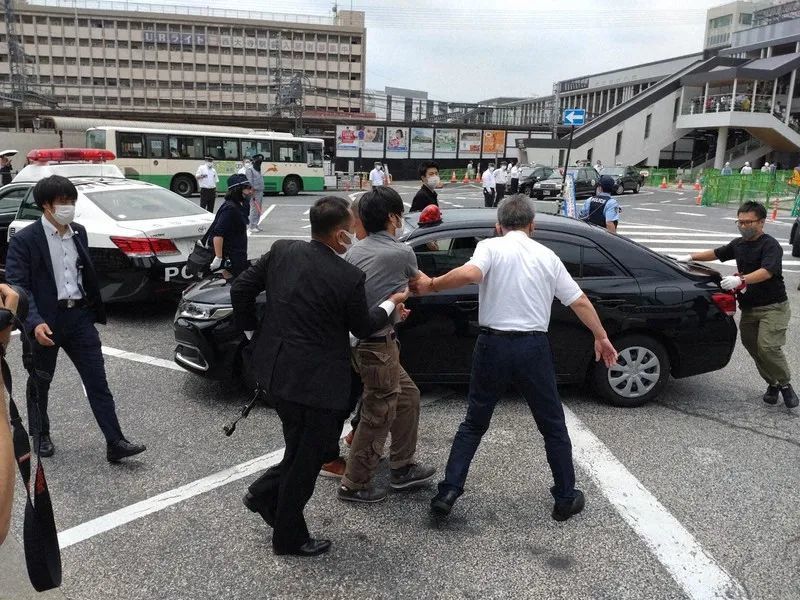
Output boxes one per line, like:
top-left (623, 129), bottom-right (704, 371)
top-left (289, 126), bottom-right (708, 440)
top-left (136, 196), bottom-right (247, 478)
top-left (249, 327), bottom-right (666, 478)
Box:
top-left (86, 129), bottom-right (106, 149)
top-left (241, 139), bottom-right (272, 160)
top-left (274, 141), bottom-right (303, 163)
top-left (146, 135), bottom-right (167, 159)
top-left (168, 135), bottom-right (204, 159)
top-left (206, 137), bottom-right (239, 160)
top-left (304, 143), bottom-right (323, 168)
top-left (117, 132), bottom-right (145, 158)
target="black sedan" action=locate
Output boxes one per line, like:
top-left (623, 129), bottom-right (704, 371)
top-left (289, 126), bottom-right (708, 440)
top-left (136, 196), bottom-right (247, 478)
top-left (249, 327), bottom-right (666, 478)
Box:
top-left (532, 167), bottom-right (600, 200)
top-left (518, 165), bottom-right (555, 195)
top-left (173, 209), bottom-right (738, 407)
top-left (599, 166), bottom-right (642, 194)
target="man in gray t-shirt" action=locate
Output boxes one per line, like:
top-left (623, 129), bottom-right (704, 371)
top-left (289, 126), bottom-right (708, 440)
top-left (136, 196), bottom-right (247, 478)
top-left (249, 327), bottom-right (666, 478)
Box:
top-left (338, 187), bottom-right (436, 503)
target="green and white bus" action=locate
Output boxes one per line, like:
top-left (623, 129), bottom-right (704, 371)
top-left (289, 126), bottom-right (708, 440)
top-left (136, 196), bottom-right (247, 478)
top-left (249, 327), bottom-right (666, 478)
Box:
top-left (85, 124), bottom-right (325, 197)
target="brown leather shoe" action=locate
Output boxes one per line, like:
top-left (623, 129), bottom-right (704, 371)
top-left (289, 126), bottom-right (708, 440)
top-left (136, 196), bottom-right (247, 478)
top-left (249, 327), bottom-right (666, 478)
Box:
top-left (319, 457), bottom-right (346, 478)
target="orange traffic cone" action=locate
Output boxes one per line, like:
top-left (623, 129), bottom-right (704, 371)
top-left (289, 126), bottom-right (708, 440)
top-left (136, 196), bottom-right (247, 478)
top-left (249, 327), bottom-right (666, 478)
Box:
top-left (676, 179), bottom-right (683, 189)
top-left (695, 191), bottom-right (702, 205)
top-left (451, 170), bottom-right (457, 183)
top-left (771, 198), bottom-right (778, 221)
top-left (462, 172), bottom-right (469, 184)
top-left (660, 177), bottom-right (667, 189)
top-left (693, 178), bottom-right (701, 191)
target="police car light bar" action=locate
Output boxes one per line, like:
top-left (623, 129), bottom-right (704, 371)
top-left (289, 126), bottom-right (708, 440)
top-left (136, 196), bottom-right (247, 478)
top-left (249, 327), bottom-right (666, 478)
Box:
top-left (26, 148), bottom-right (116, 163)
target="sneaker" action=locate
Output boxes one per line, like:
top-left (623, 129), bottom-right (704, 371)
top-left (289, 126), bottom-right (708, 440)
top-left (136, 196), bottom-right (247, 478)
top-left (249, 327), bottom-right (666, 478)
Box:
top-left (780, 384), bottom-right (799, 408)
top-left (337, 484), bottom-right (387, 503)
top-left (390, 463), bottom-right (436, 490)
top-left (344, 429), bottom-right (355, 447)
top-left (552, 489), bottom-right (585, 522)
top-left (763, 384), bottom-right (780, 405)
top-left (319, 457), bottom-right (346, 478)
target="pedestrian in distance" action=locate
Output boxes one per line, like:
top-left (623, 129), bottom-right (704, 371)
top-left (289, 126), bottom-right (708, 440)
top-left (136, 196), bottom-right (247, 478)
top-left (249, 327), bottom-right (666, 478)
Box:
top-left (760, 162), bottom-right (770, 174)
top-left (339, 186), bottom-right (436, 503)
top-left (740, 161), bottom-right (753, 175)
top-left (721, 162), bottom-right (733, 176)
top-left (196, 155), bottom-right (219, 212)
top-left (410, 160), bottom-right (440, 213)
top-left (368, 162), bottom-right (386, 189)
top-left (579, 175), bottom-right (621, 233)
top-left (0, 155), bottom-right (13, 186)
top-left (466, 161), bottom-right (475, 180)
top-left (509, 162), bottom-right (520, 194)
top-left (493, 161), bottom-right (509, 206)
top-left (4, 175), bottom-right (146, 461)
top-left (244, 155), bottom-right (265, 233)
top-left (681, 201), bottom-right (797, 408)
top-left (482, 163), bottom-right (496, 208)
top-left (411, 195), bottom-right (618, 519)
top-left (208, 174), bottom-right (253, 279)
top-left (232, 196), bottom-right (408, 557)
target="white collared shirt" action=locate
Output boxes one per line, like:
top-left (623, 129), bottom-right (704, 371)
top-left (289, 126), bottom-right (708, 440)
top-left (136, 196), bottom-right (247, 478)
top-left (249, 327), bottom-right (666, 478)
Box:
top-left (369, 168), bottom-right (385, 186)
top-left (481, 168), bottom-right (496, 190)
top-left (196, 163), bottom-right (219, 189)
top-left (41, 216), bottom-right (83, 301)
top-left (510, 165), bottom-right (519, 178)
top-left (493, 168), bottom-right (508, 185)
top-left (467, 230), bottom-right (583, 331)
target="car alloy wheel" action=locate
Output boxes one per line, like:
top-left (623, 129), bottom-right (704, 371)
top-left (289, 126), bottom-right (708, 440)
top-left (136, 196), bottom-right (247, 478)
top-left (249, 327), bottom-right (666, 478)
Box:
top-left (616, 184), bottom-right (624, 195)
top-left (608, 346), bottom-right (660, 399)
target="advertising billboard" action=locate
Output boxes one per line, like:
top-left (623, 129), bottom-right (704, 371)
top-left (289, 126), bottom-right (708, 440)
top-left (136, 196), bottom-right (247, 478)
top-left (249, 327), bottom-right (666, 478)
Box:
top-left (458, 129), bottom-right (482, 159)
top-left (482, 130), bottom-right (506, 158)
top-left (434, 129), bottom-right (458, 158)
top-left (358, 125), bottom-right (385, 158)
top-left (385, 127), bottom-right (409, 157)
top-left (410, 127), bottom-right (434, 158)
top-left (336, 125), bottom-right (359, 157)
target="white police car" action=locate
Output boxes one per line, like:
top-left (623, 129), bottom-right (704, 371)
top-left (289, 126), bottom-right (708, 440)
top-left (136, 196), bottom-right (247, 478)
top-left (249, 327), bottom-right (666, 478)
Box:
top-left (4, 148), bottom-right (214, 303)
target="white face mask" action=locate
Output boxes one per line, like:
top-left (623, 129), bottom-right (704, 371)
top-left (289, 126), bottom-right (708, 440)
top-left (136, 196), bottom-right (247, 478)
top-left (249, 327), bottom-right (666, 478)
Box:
top-left (244, 162), bottom-right (252, 169)
top-left (338, 230), bottom-right (356, 254)
top-left (426, 175), bottom-right (440, 188)
top-left (51, 204), bottom-right (75, 226)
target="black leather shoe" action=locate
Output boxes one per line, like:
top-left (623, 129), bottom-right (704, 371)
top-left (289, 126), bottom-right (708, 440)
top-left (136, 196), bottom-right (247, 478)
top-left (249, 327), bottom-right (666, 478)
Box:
top-left (763, 385), bottom-right (780, 405)
top-left (274, 538), bottom-right (331, 557)
top-left (243, 492), bottom-right (275, 527)
top-left (34, 434), bottom-right (55, 458)
top-left (552, 489), bottom-right (585, 522)
top-left (781, 384), bottom-right (799, 409)
top-left (430, 490), bottom-right (459, 516)
top-left (107, 438), bottom-right (146, 462)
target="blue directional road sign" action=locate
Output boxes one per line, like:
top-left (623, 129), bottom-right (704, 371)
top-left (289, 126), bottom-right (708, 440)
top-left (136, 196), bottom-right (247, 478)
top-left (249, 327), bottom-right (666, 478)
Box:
top-left (563, 108), bottom-right (586, 126)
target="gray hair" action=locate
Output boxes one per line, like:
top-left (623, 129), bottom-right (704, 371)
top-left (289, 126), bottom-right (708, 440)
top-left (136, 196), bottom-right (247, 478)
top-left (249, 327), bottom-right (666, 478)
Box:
top-left (497, 194), bottom-right (535, 230)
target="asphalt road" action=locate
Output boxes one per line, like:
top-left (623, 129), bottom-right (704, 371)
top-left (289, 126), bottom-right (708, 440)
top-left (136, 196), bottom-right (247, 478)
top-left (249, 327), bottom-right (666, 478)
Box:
top-left (2, 184), bottom-right (799, 600)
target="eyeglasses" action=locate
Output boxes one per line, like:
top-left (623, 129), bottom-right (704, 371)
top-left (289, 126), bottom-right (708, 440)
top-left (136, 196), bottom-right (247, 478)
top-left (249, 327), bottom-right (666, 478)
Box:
top-left (735, 218), bottom-right (764, 226)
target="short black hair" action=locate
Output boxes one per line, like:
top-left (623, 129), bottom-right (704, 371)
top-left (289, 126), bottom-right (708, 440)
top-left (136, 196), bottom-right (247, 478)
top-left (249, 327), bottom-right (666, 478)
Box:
top-left (737, 201), bottom-right (767, 220)
top-left (497, 194), bottom-right (535, 229)
top-left (418, 161), bottom-right (439, 178)
top-left (359, 186), bottom-right (405, 234)
top-left (310, 196), bottom-right (351, 237)
top-left (33, 175), bottom-right (78, 210)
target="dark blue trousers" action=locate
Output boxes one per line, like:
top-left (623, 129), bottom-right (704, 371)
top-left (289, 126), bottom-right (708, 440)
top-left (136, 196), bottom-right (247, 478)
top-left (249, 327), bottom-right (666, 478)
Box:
top-left (25, 307), bottom-right (124, 444)
top-left (439, 333), bottom-right (577, 503)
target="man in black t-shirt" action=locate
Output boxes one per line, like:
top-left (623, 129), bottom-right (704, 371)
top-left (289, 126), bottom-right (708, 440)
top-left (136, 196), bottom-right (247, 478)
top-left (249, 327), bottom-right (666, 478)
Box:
top-left (685, 201), bottom-right (797, 408)
top-left (410, 161), bottom-right (440, 213)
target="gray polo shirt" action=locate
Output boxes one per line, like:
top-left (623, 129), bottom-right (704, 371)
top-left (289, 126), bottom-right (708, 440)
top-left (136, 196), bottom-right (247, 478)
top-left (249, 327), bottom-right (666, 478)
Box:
top-left (345, 231), bottom-right (418, 336)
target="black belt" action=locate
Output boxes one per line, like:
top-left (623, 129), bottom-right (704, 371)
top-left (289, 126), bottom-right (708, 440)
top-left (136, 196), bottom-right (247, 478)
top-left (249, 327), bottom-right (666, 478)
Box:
top-left (57, 298), bottom-right (86, 310)
top-left (479, 327), bottom-right (546, 337)
top-left (361, 331), bottom-right (397, 344)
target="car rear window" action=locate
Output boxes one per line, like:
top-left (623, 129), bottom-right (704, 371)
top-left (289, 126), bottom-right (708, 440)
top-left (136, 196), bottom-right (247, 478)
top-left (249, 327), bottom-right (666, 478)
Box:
top-left (83, 187), bottom-right (208, 221)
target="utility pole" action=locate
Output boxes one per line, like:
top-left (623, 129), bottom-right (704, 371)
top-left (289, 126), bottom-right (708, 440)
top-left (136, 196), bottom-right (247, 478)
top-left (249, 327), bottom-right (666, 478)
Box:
top-left (5, 0), bottom-right (25, 131)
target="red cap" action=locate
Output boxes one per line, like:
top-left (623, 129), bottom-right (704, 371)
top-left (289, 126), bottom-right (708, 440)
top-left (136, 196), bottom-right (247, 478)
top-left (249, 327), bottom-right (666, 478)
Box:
top-left (418, 204), bottom-right (442, 226)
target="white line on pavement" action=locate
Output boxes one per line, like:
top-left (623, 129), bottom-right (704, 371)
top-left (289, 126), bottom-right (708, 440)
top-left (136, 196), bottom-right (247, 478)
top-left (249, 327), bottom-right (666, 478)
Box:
top-left (622, 232), bottom-right (733, 237)
top-left (258, 204), bottom-right (276, 225)
top-left (403, 201), bottom-right (411, 208)
top-left (301, 224), bottom-right (311, 229)
top-left (303, 208), bottom-right (310, 215)
top-left (563, 406), bottom-right (748, 600)
top-left (675, 212), bottom-right (706, 217)
top-left (250, 234), bottom-right (309, 239)
top-left (660, 200), bottom-right (672, 204)
top-left (632, 207), bottom-right (661, 212)
top-left (101, 346), bottom-right (184, 372)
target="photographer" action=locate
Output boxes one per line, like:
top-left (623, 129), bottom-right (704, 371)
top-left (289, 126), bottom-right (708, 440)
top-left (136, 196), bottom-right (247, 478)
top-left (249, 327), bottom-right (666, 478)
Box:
top-left (0, 284), bottom-right (20, 544)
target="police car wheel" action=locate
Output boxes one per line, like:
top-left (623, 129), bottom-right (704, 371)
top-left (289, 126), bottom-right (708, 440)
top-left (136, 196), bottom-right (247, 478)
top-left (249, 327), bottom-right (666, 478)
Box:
top-left (592, 334), bottom-right (670, 407)
top-left (616, 184), bottom-right (624, 195)
top-left (632, 183), bottom-right (640, 194)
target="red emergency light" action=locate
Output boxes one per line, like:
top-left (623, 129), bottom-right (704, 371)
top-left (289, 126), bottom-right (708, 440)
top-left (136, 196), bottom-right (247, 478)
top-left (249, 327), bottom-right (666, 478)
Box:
top-left (26, 148), bottom-right (116, 163)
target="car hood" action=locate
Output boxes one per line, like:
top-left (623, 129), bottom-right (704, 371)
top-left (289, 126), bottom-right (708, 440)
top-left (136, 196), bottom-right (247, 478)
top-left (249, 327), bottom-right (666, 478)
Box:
top-left (182, 276), bottom-right (235, 306)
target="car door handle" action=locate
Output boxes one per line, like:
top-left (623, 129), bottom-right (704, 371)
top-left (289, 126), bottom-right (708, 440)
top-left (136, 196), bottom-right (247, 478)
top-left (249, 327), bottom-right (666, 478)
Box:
top-left (454, 300), bottom-right (479, 311)
top-left (590, 297), bottom-right (625, 307)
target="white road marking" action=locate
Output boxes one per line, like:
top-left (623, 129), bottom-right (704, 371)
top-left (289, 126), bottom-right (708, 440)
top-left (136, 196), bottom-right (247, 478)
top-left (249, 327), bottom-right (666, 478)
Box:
top-left (451, 204), bottom-right (464, 208)
top-left (101, 346), bottom-right (184, 372)
top-left (302, 208), bottom-right (310, 215)
top-left (257, 204), bottom-right (276, 225)
top-left (403, 201), bottom-right (411, 208)
top-left (564, 406), bottom-right (748, 600)
top-left (675, 212), bottom-right (706, 217)
top-left (250, 234), bottom-right (309, 239)
top-left (301, 224), bottom-right (312, 229)
top-left (660, 200), bottom-right (672, 204)
top-left (632, 207), bottom-right (661, 212)
top-left (623, 232), bottom-right (733, 237)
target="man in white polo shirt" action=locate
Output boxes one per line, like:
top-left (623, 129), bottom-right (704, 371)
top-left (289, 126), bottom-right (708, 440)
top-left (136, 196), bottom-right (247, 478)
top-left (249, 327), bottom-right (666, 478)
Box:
top-left (412, 194), bottom-right (618, 521)
top-left (368, 162), bottom-right (386, 189)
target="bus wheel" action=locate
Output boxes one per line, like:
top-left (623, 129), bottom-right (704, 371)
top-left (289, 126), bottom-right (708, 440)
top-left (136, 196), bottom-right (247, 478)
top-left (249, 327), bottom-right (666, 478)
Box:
top-left (171, 174), bottom-right (196, 197)
top-left (282, 176), bottom-right (301, 196)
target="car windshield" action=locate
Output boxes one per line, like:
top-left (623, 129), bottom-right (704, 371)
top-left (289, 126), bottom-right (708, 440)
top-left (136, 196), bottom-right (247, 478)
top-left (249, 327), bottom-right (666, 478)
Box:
top-left (601, 167), bottom-right (625, 176)
top-left (83, 187), bottom-right (209, 221)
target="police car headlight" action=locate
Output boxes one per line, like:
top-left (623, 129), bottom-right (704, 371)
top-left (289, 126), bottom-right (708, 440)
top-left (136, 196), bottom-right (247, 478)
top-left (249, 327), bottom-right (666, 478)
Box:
top-left (533, 182), bottom-right (542, 188)
top-left (179, 302), bottom-right (233, 321)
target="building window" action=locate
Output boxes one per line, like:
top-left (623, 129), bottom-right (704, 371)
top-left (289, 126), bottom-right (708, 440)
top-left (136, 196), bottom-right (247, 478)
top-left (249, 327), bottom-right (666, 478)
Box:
top-left (615, 131), bottom-right (623, 156)
top-left (644, 114), bottom-right (652, 139)
top-left (739, 13), bottom-right (752, 25)
top-left (710, 14), bottom-right (732, 28)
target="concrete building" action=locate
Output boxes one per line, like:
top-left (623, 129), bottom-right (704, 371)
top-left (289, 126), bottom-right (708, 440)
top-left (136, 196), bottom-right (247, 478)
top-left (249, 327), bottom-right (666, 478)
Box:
top-left (0, 0), bottom-right (366, 123)
top-left (704, 1), bottom-right (763, 51)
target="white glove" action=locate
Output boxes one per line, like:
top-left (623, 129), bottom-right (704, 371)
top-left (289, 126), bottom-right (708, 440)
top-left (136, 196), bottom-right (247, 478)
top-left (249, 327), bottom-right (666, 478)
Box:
top-left (720, 275), bottom-right (743, 291)
top-left (210, 256), bottom-right (223, 271)
top-left (676, 254), bottom-right (693, 262)
top-left (244, 330), bottom-right (254, 340)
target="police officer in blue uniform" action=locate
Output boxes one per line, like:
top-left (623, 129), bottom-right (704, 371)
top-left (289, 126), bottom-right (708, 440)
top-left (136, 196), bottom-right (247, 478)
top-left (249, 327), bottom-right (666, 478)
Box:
top-left (579, 175), bottom-right (621, 233)
top-left (209, 173), bottom-right (253, 278)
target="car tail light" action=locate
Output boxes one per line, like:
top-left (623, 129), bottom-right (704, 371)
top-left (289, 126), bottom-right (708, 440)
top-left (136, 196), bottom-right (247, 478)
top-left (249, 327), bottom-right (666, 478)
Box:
top-left (26, 148), bottom-right (116, 163)
top-left (110, 236), bottom-right (179, 258)
top-left (711, 292), bottom-right (737, 316)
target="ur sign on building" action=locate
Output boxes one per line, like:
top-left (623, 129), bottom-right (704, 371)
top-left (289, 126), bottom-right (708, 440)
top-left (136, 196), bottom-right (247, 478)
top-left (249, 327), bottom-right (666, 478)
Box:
top-left (0, 0), bottom-right (366, 121)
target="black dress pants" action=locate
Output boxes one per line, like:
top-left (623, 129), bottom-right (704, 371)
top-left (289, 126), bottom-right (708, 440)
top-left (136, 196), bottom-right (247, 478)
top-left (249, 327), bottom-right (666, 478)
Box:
top-left (322, 367), bottom-right (363, 463)
top-left (483, 189), bottom-right (495, 208)
top-left (248, 399), bottom-right (345, 551)
top-left (200, 188), bottom-right (216, 212)
top-left (494, 183), bottom-right (506, 206)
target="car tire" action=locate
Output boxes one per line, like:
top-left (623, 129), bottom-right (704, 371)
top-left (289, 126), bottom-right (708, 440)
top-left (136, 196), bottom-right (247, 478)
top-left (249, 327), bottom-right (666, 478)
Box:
top-left (633, 183), bottom-right (640, 194)
top-left (171, 174), bottom-right (196, 198)
top-left (282, 175), bottom-right (301, 196)
top-left (616, 184), bottom-right (624, 195)
top-left (592, 334), bottom-right (670, 407)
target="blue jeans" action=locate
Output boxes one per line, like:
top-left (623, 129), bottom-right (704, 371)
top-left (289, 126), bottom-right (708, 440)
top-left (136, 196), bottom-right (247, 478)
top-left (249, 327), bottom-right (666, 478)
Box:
top-left (439, 333), bottom-right (577, 503)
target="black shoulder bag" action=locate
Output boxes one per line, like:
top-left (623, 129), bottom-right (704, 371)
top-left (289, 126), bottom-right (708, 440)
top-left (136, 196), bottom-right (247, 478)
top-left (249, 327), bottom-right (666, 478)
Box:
top-left (186, 209), bottom-right (223, 278)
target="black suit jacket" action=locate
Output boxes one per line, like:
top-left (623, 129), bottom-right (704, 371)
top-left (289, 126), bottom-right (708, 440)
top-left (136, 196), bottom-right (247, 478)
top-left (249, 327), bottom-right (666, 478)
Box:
top-left (231, 239), bottom-right (390, 411)
top-left (5, 219), bottom-right (106, 332)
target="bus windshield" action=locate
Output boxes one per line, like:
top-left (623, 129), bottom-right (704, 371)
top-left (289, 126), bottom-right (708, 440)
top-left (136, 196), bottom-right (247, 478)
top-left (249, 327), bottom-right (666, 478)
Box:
top-left (86, 129), bottom-right (106, 149)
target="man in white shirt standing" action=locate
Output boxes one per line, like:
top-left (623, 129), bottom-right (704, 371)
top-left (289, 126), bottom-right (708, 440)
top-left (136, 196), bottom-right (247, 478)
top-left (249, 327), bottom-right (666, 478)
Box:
top-left (509, 162), bottom-right (520, 194)
top-left (493, 161), bottom-right (509, 206)
top-left (481, 163), bottom-right (496, 208)
top-left (368, 162), bottom-right (386, 189)
top-left (412, 195), bottom-right (618, 520)
top-left (196, 155), bottom-right (219, 212)
top-left (740, 161), bottom-right (753, 175)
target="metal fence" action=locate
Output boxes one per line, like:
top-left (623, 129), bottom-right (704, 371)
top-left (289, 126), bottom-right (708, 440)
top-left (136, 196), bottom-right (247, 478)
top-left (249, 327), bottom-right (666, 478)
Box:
top-left (700, 172), bottom-right (798, 208)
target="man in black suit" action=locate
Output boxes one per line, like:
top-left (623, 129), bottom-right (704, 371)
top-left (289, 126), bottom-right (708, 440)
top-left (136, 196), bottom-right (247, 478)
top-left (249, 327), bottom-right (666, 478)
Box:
top-left (5, 175), bottom-right (145, 462)
top-left (232, 196), bottom-right (408, 557)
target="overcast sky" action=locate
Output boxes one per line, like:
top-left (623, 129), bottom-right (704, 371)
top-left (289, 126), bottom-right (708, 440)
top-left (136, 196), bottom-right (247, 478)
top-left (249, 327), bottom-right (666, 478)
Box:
top-left (123, 0), bottom-right (732, 101)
